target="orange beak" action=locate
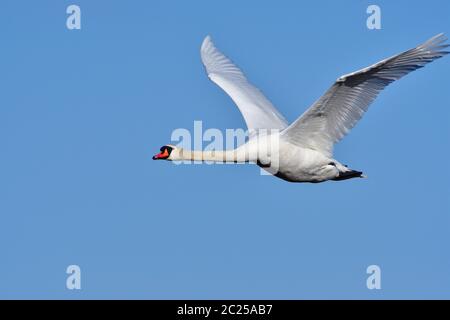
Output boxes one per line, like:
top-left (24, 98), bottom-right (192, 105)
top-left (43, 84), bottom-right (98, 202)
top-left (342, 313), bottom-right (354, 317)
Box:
top-left (152, 149), bottom-right (169, 160)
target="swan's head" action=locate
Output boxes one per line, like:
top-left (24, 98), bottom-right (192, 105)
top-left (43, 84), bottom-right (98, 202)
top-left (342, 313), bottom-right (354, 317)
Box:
top-left (152, 144), bottom-right (178, 161)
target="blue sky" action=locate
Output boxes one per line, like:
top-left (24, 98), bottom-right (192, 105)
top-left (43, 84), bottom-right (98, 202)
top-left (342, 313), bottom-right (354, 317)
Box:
top-left (1, 0), bottom-right (449, 299)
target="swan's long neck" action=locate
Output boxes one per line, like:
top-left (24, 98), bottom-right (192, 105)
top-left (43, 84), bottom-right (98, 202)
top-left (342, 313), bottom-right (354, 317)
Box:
top-left (177, 148), bottom-right (253, 163)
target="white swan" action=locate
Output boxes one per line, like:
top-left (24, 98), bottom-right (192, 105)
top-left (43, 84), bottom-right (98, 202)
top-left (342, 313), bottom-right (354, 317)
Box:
top-left (153, 34), bottom-right (448, 183)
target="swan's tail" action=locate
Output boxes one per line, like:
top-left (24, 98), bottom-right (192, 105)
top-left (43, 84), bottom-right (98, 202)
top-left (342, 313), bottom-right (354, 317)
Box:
top-left (332, 169), bottom-right (365, 181)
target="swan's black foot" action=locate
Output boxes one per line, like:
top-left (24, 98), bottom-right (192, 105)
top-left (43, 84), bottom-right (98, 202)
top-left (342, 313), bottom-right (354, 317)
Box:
top-left (332, 170), bottom-right (364, 181)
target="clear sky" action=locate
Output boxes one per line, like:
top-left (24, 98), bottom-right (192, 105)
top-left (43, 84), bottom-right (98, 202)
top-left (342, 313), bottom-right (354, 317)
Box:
top-left (1, 0), bottom-right (449, 299)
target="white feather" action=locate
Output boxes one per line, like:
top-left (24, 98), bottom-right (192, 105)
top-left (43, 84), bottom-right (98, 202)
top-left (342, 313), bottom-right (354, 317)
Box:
top-left (201, 36), bottom-right (288, 133)
top-left (281, 33), bottom-right (449, 157)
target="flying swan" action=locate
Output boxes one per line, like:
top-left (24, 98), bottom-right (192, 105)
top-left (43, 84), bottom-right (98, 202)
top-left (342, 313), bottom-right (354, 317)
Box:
top-left (153, 34), bottom-right (448, 183)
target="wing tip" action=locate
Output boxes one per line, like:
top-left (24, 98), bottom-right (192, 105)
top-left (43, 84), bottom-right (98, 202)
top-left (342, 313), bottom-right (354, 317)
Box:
top-left (201, 35), bottom-right (213, 52)
top-left (419, 33), bottom-right (450, 60)
top-left (422, 33), bottom-right (449, 52)
top-left (430, 32), bottom-right (446, 41)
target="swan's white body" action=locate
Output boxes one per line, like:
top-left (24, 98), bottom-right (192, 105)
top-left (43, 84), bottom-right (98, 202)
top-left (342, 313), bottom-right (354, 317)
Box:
top-left (154, 34), bottom-right (448, 183)
top-left (164, 133), bottom-right (347, 182)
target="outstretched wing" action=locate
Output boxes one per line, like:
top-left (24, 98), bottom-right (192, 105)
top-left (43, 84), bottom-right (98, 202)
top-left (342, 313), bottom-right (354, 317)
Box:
top-left (282, 33), bottom-right (449, 157)
top-left (201, 36), bottom-right (288, 132)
